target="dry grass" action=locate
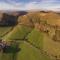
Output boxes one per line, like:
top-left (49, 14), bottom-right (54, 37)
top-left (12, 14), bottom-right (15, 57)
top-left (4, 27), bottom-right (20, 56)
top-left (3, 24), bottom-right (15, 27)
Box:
top-left (43, 33), bottom-right (60, 59)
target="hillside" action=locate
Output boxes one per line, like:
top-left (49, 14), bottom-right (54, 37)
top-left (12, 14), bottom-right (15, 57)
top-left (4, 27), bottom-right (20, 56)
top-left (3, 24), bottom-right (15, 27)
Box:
top-left (0, 11), bottom-right (60, 60)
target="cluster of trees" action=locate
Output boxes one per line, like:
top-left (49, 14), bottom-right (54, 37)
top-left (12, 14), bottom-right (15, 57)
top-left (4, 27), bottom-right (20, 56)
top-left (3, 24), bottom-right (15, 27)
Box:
top-left (0, 13), bottom-right (18, 26)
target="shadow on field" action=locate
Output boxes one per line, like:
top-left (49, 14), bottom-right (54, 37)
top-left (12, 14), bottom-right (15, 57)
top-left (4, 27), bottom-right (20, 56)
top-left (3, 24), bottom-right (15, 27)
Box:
top-left (0, 41), bottom-right (21, 60)
top-left (3, 47), bottom-right (21, 60)
top-left (3, 46), bottom-right (21, 53)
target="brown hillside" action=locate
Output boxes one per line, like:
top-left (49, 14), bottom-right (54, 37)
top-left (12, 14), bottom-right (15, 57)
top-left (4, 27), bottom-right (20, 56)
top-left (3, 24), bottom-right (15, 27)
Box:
top-left (18, 11), bottom-right (60, 27)
top-left (0, 11), bottom-right (60, 27)
top-left (40, 12), bottom-right (60, 26)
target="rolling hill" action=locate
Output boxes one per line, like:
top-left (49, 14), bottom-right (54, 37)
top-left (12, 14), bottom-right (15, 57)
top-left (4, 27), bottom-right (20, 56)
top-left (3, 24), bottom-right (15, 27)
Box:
top-left (0, 11), bottom-right (60, 60)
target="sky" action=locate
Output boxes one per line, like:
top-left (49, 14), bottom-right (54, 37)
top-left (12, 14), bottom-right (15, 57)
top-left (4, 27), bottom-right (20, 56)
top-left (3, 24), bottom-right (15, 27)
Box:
top-left (0, 0), bottom-right (60, 11)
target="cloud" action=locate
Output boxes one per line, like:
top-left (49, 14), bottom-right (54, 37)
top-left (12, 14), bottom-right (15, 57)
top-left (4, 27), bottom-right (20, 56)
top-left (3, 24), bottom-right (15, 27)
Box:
top-left (0, 0), bottom-right (60, 11)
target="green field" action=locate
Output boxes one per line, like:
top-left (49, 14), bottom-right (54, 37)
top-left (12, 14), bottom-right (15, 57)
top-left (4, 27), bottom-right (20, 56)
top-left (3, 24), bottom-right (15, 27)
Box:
top-left (0, 26), bottom-right (12, 38)
top-left (17, 41), bottom-right (51, 60)
top-left (0, 25), bottom-right (52, 60)
top-left (27, 29), bottom-right (43, 49)
top-left (3, 25), bottom-right (32, 41)
top-left (0, 41), bottom-right (51, 60)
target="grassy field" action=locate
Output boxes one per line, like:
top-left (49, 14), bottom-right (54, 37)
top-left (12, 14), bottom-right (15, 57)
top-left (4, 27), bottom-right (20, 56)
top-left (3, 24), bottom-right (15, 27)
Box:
top-left (16, 41), bottom-right (51, 60)
top-left (0, 26), bottom-right (12, 38)
top-left (0, 11), bottom-right (60, 60)
top-left (3, 25), bottom-right (32, 41)
top-left (43, 33), bottom-right (60, 59)
top-left (1, 25), bottom-right (53, 60)
top-left (0, 41), bottom-right (51, 60)
top-left (27, 28), bottom-right (43, 49)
